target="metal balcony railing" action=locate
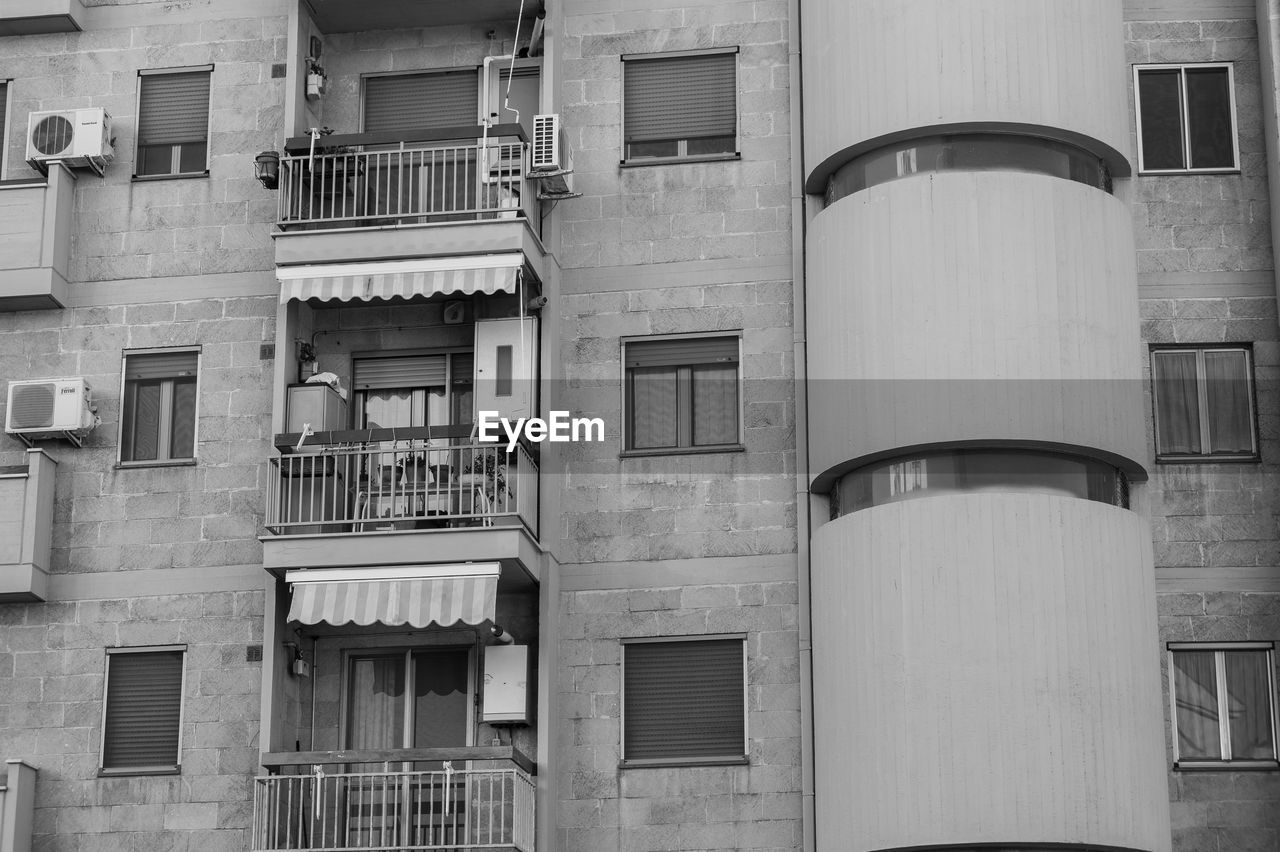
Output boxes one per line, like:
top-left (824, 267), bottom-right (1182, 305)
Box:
top-left (253, 749), bottom-right (534, 852)
top-left (277, 132), bottom-right (532, 228)
top-left (265, 437), bottom-right (538, 537)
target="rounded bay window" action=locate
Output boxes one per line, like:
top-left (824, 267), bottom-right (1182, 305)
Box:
top-left (824, 133), bottom-right (1111, 206)
top-left (830, 449), bottom-right (1130, 518)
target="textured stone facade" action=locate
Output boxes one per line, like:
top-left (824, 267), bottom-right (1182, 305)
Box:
top-left (556, 582), bottom-right (802, 852)
top-left (1126, 16), bottom-right (1273, 275)
top-left (1, 11), bottom-right (285, 281)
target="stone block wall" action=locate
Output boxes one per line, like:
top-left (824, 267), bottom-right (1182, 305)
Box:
top-left (559, 0), bottom-right (793, 270)
top-left (1125, 15), bottom-right (1273, 274)
top-left (556, 581), bottom-right (802, 852)
top-left (556, 278), bottom-right (796, 565)
top-left (0, 4), bottom-right (286, 281)
top-left (1127, 8), bottom-right (1280, 850)
top-left (1156, 592), bottom-right (1280, 852)
top-left (0, 589), bottom-right (264, 852)
top-left (0, 296), bottom-right (277, 573)
top-left (0, 291), bottom-right (275, 850)
top-left (1140, 296), bottom-right (1280, 574)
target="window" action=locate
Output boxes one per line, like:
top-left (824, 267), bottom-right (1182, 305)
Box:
top-left (1135, 64), bottom-right (1239, 173)
top-left (824, 134), bottom-right (1110, 205)
top-left (831, 450), bottom-right (1129, 517)
top-left (622, 49), bottom-right (737, 162)
top-left (1169, 644), bottom-right (1277, 768)
top-left (621, 636), bottom-right (747, 766)
top-left (623, 335), bottom-right (741, 453)
top-left (120, 349), bottom-right (199, 463)
top-left (101, 647), bottom-right (185, 774)
top-left (135, 66), bottom-right (212, 177)
top-left (362, 70), bottom-right (479, 133)
top-left (345, 648), bottom-right (472, 770)
top-left (0, 79), bottom-right (10, 179)
top-left (1151, 346), bottom-right (1257, 461)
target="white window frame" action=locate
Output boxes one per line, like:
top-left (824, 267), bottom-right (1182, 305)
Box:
top-left (1168, 642), bottom-right (1279, 768)
top-left (358, 66), bottom-right (482, 134)
top-left (338, 645), bottom-right (477, 753)
top-left (1150, 345), bottom-right (1258, 461)
top-left (0, 78), bottom-right (11, 180)
top-left (134, 65), bottom-right (214, 180)
top-left (620, 331), bottom-right (744, 456)
top-left (99, 645), bottom-right (187, 776)
top-left (117, 346), bottom-right (201, 466)
top-left (620, 634), bottom-right (749, 768)
top-left (1134, 63), bottom-right (1240, 174)
top-left (620, 47), bottom-right (740, 165)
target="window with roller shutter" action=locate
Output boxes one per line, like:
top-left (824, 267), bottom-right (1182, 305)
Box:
top-left (362, 70), bottom-right (479, 135)
top-left (621, 636), bottom-right (748, 767)
top-left (100, 647), bottom-right (185, 774)
top-left (120, 349), bottom-right (200, 464)
top-left (135, 66), bottom-right (212, 178)
top-left (623, 334), bottom-right (742, 454)
top-left (622, 49), bottom-right (738, 162)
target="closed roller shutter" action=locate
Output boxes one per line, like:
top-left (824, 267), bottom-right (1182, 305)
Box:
top-left (103, 650), bottom-right (184, 769)
top-left (624, 52), bottom-right (736, 143)
top-left (138, 70), bottom-right (211, 147)
top-left (623, 638), bottom-right (746, 762)
top-left (363, 71), bottom-right (478, 134)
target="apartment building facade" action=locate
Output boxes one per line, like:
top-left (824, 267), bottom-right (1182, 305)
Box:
top-left (0, 2), bottom-right (1274, 852)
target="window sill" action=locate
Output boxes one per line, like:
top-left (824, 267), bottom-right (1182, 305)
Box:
top-left (620, 755), bottom-right (748, 769)
top-left (114, 459), bottom-right (197, 470)
top-left (1155, 453), bottom-right (1260, 465)
top-left (132, 171), bottom-right (210, 182)
top-left (98, 766), bottom-right (181, 777)
top-left (620, 444), bottom-right (745, 459)
top-left (1138, 168), bottom-right (1241, 176)
top-left (620, 153), bottom-right (740, 168)
top-left (1173, 760), bottom-right (1279, 772)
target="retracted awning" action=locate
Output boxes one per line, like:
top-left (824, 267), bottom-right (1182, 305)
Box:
top-left (277, 254), bottom-right (523, 304)
top-left (286, 563), bottom-right (499, 628)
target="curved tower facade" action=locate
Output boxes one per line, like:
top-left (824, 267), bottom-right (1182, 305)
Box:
top-left (803, 2), bottom-right (1174, 850)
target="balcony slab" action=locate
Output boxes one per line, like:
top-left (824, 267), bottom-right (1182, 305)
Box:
top-left (0, 0), bottom-right (85, 35)
top-left (274, 219), bottom-right (547, 285)
top-left (261, 524), bottom-right (541, 589)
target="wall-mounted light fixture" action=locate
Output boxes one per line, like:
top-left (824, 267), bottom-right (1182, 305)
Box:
top-left (254, 150), bottom-right (280, 189)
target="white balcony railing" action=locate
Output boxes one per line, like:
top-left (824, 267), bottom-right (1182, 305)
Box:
top-left (265, 440), bottom-right (538, 537)
top-left (253, 749), bottom-right (534, 852)
top-left (252, 761), bottom-right (534, 852)
top-left (278, 138), bottom-right (531, 228)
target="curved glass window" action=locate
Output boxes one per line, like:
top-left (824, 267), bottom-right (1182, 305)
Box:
top-left (824, 133), bottom-right (1110, 206)
top-left (830, 450), bottom-right (1129, 518)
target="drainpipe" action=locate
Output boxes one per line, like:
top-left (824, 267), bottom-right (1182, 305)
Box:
top-left (786, 0), bottom-right (816, 850)
top-left (1256, 0), bottom-right (1280, 313)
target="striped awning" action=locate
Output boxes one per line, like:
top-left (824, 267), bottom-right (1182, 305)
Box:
top-left (286, 564), bottom-right (499, 628)
top-left (277, 254), bottom-right (523, 304)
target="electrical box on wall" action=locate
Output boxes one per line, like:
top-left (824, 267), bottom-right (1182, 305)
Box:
top-left (482, 644), bottom-right (530, 725)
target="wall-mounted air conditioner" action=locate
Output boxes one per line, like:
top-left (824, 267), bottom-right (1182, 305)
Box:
top-left (5, 378), bottom-right (99, 447)
top-left (530, 113), bottom-right (575, 197)
top-left (26, 108), bottom-right (114, 176)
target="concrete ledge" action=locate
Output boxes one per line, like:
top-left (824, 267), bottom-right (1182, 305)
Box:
top-left (0, 0), bottom-right (85, 35)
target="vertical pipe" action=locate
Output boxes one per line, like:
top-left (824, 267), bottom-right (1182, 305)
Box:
top-left (1255, 0), bottom-right (1280, 313)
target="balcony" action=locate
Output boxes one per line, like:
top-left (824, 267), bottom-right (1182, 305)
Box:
top-left (261, 429), bottom-right (541, 583)
top-left (253, 748), bottom-right (534, 852)
top-left (0, 0), bottom-right (85, 36)
top-left (0, 449), bottom-right (56, 603)
top-left (0, 167), bottom-right (76, 311)
top-left (306, 0), bottom-right (527, 32)
top-left (273, 128), bottom-right (546, 280)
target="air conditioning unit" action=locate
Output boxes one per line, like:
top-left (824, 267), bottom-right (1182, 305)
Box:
top-left (530, 113), bottom-right (575, 197)
top-left (5, 378), bottom-right (99, 447)
top-left (26, 108), bottom-right (114, 175)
